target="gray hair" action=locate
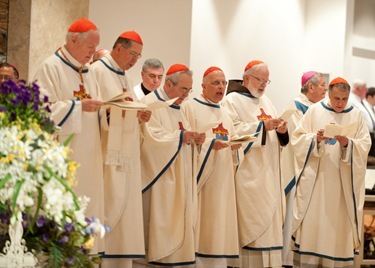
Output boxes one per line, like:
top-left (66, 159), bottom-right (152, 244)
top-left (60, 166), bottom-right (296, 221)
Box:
top-left (66, 30), bottom-right (96, 43)
top-left (142, 58), bottom-right (164, 72)
top-left (301, 72), bottom-right (324, 94)
top-left (166, 70), bottom-right (193, 85)
top-left (329, 82), bottom-right (350, 92)
top-left (242, 62), bottom-right (268, 79)
top-left (352, 79), bottom-right (366, 88)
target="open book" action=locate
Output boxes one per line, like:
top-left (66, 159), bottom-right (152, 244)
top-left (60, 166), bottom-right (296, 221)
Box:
top-left (323, 122), bottom-right (358, 138)
top-left (222, 133), bottom-right (258, 145)
top-left (104, 92), bottom-right (147, 110)
top-left (104, 93), bottom-right (178, 110)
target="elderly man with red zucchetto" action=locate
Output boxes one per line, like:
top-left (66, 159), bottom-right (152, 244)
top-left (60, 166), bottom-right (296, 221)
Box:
top-left (33, 18), bottom-right (105, 255)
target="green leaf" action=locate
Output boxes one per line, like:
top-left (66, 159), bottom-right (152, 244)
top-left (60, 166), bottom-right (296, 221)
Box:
top-left (0, 202), bottom-right (7, 210)
top-left (26, 187), bottom-right (43, 236)
top-left (63, 134), bottom-right (75, 146)
top-left (0, 174), bottom-right (11, 188)
top-left (47, 242), bottom-right (64, 268)
top-left (11, 179), bottom-right (25, 212)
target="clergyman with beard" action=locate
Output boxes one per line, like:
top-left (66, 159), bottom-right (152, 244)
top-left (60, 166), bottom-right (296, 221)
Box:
top-left (221, 60), bottom-right (288, 268)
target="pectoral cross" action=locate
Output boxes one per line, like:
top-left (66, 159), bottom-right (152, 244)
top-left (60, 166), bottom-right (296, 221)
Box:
top-left (257, 108), bottom-right (272, 121)
top-left (122, 87), bottom-right (133, 102)
top-left (74, 84), bottom-right (91, 99)
top-left (178, 122), bottom-right (185, 131)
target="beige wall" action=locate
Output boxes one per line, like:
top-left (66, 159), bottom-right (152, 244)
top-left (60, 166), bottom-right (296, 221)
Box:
top-left (189, 0), bottom-right (306, 112)
top-left (88, 0), bottom-right (193, 88)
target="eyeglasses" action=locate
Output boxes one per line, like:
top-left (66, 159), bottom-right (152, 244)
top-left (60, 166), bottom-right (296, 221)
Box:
top-left (248, 74), bottom-right (271, 85)
top-left (129, 50), bottom-right (142, 59)
top-left (210, 80), bottom-right (228, 86)
top-left (180, 88), bottom-right (193, 94)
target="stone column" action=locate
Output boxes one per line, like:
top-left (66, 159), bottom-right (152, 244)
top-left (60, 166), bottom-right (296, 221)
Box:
top-left (7, 0), bottom-right (89, 81)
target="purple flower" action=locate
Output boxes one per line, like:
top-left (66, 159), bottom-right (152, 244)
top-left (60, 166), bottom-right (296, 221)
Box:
top-left (0, 106), bottom-right (6, 112)
top-left (31, 81), bottom-right (40, 91)
top-left (10, 98), bottom-right (19, 106)
top-left (33, 102), bottom-right (39, 111)
top-left (67, 258), bottom-right (74, 265)
top-left (85, 217), bottom-right (92, 225)
top-left (64, 223), bottom-right (74, 232)
top-left (42, 233), bottom-right (49, 242)
top-left (58, 235), bottom-right (69, 244)
top-left (80, 247), bottom-right (87, 254)
top-left (0, 212), bottom-right (10, 224)
top-left (21, 214), bottom-right (29, 229)
top-left (36, 216), bottom-right (47, 228)
top-left (0, 79), bottom-right (14, 94)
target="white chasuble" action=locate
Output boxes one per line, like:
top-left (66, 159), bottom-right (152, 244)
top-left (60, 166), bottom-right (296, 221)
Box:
top-left (34, 47), bottom-right (104, 254)
top-left (280, 94), bottom-right (314, 266)
top-left (91, 55), bottom-right (145, 259)
top-left (140, 89), bottom-right (196, 266)
top-left (291, 100), bottom-right (371, 267)
top-left (181, 95), bottom-right (240, 259)
top-left (222, 91), bottom-right (285, 267)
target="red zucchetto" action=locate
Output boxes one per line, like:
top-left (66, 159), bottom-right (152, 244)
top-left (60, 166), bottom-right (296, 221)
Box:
top-left (166, 64), bottom-right (189, 76)
top-left (244, 60), bottom-right (264, 72)
top-left (203, 66), bottom-right (222, 78)
top-left (329, 77), bottom-right (349, 86)
top-left (68, 18), bottom-right (97, 33)
top-left (119, 31), bottom-right (143, 44)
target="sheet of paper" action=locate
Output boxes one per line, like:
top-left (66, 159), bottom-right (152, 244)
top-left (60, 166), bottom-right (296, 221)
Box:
top-left (146, 97), bottom-right (179, 110)
top-left (279, 108), bottom-right (297, 120)
top-left (324, 124), bottom-right (343, 138)
top-left (340, 122), bottom-right (358, 136)
top-left (324, 122), bottom-right (358, 138)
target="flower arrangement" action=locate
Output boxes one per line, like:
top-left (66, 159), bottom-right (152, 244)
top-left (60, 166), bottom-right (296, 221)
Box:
top-left (0, 79), bottom-right (105, 267)
top-left (0, 79), bottom-right (55, 133)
